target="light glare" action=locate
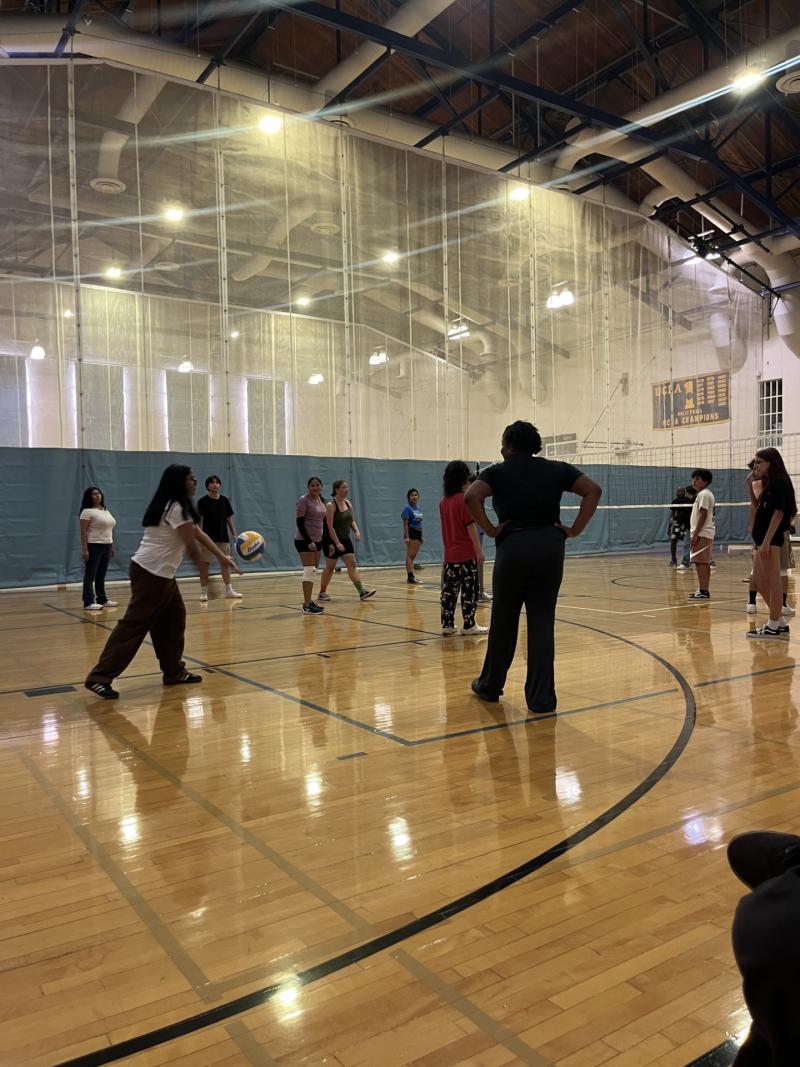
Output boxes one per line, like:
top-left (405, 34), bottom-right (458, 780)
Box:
top-left (163, 205), bottom-right (185, 223)
top-left (258, 113), bottom-right (284, 135)
top-left (105, 265), bottom-right (122, 280)
top-left (733, 70), bottom-right (765, 91)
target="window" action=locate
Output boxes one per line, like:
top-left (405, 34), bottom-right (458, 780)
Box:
top-left (166, 370), bottom-right (209, 453)
top-left (0, 356), bottom-right (28, 446)
top-left (247, 378), bottom-right (287, 454)
top-left (541, 432), bottom-right (578, 459)
top-left (79, 362), bottom-right (124, 450)
top-left (758, 378), bottom-right (782, 447)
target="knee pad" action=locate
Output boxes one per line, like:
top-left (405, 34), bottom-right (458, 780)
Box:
top-left (302, 565), bottom-right (316, 582)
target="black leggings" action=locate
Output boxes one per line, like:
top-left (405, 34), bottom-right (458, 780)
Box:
top-left (83, 543), bottom-right (111, 606)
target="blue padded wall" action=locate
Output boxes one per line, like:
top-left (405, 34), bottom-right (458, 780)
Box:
top-left (0, 447), bottom-right (749, 589)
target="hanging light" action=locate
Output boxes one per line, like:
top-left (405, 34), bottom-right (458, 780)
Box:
top-left (105, 265), bottom-right (122, 280)
top-left (229, 330), bottom-right (241, 339)
top-left (546, 287), bottom-right (575, 309)
top-left (381, 250), bottom-right (400, 264)
top-left (295, 295), bottom-right (311, 308)
top-left (559, 288), bottom-right (575, 306)
top-left (308, 372), bottom-right (324, 385)
top-left (369, 349), bottom-right (388, 366)
top-left (30, 339), bottom-right (45, 360)
top-left (258, 112), bottom-right (283, 135)
top-left (447, 321), bottom-right (470, 340)
top-left (509, 185), bottom-right (529, 201)
top-left (733, 69), bottom-right (765, 92)
top-left (63, 309), bottom-right (74, 319)
top-left (163, 205), bottom-right (185, 223)
top-left (178, 359), bottom-right (193, 373)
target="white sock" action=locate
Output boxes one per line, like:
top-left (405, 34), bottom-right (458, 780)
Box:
top-left (769, 618), bottom-right (781, 629)
top-left (225, 583), bottom-right (233, 592)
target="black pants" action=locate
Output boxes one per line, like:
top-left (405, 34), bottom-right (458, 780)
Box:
top-left (474, 527), bottom-right (565, 712)
top-left (440, 560), bottom-right (478, 629)
top-left (86, 561), bottom-right (187, 685)
top-left (83, 543), bottom-right (111, 607)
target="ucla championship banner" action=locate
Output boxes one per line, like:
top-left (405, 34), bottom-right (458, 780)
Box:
top-left (652, 372), bottom-right (730, 429)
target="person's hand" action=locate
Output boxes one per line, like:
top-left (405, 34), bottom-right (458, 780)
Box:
top-left (307, 541), bottom-right (316, 552)
top-left (489, 521), bottom-right (508, 538)
top-left (335, 542), bottom-right (345, 553)
top-left (556, 523), bottom-right (575, 538)
top-left (745, 471), bottom-right (755, 487)
top-left (758, 541), bottom-right (770, 557)
top-left (355, 531), bottom-right (361, 542)
top-left (404, 536), bottom-right (410, 545)
top-left (81, 548), bottom-right (89, 561)
top-left (690, 537), bottom-right (699, 552)
top-left (229, 560), bottom-right (243, 575)
top-left (110, 546), bottom-right (115, 559)
top-left (476, 550), bottom-right (485, 565)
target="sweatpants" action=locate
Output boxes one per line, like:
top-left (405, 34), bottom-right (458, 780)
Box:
top-left (440, 560), bottom-right (478, 630)
top-left (86, 561), bottom-right (187, 686)
top-left (474, 527), bottom-right (565, 712)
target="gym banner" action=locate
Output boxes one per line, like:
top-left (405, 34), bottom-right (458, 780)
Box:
top-left (652, 372), bottom-right (730, 429)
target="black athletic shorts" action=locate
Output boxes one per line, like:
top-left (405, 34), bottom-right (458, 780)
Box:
top-left (325, 536), bottom-right (355, 559)
top-left (408, 528), bottom-right (422, 542)
top-left (294, 538), bottom-right (320, 553)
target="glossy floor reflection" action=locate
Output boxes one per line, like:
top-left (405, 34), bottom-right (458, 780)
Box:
top-left (1, 555), bottom-right (796, 1065)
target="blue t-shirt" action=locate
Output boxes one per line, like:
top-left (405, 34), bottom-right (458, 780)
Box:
top-left (401, 504), bottom-right (423, 530)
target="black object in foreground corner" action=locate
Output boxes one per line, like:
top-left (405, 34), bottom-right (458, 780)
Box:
top-left (685, 1038), bottom-right (740, 1066)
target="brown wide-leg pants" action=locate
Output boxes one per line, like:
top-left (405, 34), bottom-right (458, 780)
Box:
top-left (86, 561), bottom-right (187, 686)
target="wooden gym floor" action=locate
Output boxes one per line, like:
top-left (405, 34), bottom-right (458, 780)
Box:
top-left (1, 553), bottom-right (797, 1067)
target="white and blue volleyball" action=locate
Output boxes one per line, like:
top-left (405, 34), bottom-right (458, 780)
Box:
top-left (235, 530), bottom-right (265, 563)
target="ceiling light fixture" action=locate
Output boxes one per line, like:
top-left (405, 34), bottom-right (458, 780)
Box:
top-left (295, 295), bottom-right (311, 307)
top-left (369, 349), bottom-right (388, 366)
top-left (230, 330), bottom-right (241, 339)
top-left (733, 69), bottom-right (765, 92)
top-left (105, 265), bottom-right (122, 280)
top-left (258, 113), bottom-right (284, 135)
top-left (178, 359), bottom-right (193, 373)
top-left (30, 340), bottom-right (45, 360)
top-left (447, 321), bottom-right (470, 340)
top-left (308, 372), bottom-right (324, 385)
top-left (509, 185), bottom-right (530, 201)
top-left (163, 205), bottom-right (185, 223)
top-left (63, 309), bottom-right (74, 319)
top-left (381, 250), bottom-right (401, 264)
top-left (546, 287), bottom-right (575, 309)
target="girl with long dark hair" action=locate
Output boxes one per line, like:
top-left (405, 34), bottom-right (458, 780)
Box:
top-left (401, 488), bottom-right (424, 584)
top-left (79, 486), bottom-right (117, 611)
top-left (85, 464), bottom-right (241, 699)
top-left (438, 460), bottom-right (487, 636)
top-left (317, 479), bottom-right (375, 602)
top-left (295, 476), bottom-right (327, 614)
top-left (746, 447), bottom-right (797, 639)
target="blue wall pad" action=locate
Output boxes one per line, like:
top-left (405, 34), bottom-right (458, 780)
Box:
top-left (0, 447), bottom-right (750, 589)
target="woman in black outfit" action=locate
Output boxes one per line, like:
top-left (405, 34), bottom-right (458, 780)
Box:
top-left (746, 447), bottom-right (796, 639)
top-left (465, 421), bottom-right (602, 713)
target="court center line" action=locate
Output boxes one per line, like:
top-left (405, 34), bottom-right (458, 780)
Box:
top-left (394, 949), bottom-right (553, 1067)
top-left (55, 620), bottom-right (697, 1067)
top-left (16, 749), bottom-right (214, 999)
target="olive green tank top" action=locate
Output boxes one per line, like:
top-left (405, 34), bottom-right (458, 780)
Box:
top-left (332, 502), bottom-right (354, 539)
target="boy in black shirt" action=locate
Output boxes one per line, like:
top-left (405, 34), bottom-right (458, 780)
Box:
top-left (197, 475), bottom-right (241, 601)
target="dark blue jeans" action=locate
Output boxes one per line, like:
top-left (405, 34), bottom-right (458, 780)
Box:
top-left (83, 543), bottom-right (111, 606)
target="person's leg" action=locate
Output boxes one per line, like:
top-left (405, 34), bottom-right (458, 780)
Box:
top-left (474, 539), bottom-right (525, 698)
top-left (86, 564), bottom-right (169, 686)
top-left (440, 564), bottom-right (460, 631)
top-left (94, 544), bottom-right (111, 605)
top-left (460, 561), bottom-right (479, 629)
top-left (198, 560), bottom-right (210, 598)
top-left (83, 545), bottom-right (101, 607)
top-left (318, 557), bottom-right (336, 595)
top-left (521, 528), bottom-right (566, 712)
top-left (765, 547), bottom-right (784, 623)
top-left (148, 581), bottom-right (190, 683)
top-left (748, 549), bottom-right (758, 610)
top-left (669, 535), bottom-right (678, 564)
top-left (406, 538), bottom-right (420, 578)
top-left (343, 553), bottom-right (373, 597)
top-left (299, 550), bottom-right (316, 605)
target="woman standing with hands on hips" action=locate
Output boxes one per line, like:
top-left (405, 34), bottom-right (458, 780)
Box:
top-left (80, 486), bottom-right (118, 611)
top-left (466, 420), bottom-right (601, 714)
top-left (746, 448), bottom-right (796, 639)
top-left (85, 464), bottom-right (241, 700)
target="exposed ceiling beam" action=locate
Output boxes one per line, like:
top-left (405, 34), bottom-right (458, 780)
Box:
top-left (196, 8), bottom-right (281, 83)
top-left (54, 0), bottom-right (90, 56)
top-left (414, 88), bottom-right (501, 149)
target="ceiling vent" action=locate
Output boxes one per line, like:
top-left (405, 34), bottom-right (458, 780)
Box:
top-left (310, 212), bottom-right (340, 236)
top-left (89, 176), bottom-right (126, 194)
top-left (776, 70), bottom-right (800, 95)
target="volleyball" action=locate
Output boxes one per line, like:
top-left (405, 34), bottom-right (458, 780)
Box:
top-left (235, 530), bottom-right (265, 562)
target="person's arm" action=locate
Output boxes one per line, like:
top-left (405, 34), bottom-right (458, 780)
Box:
top-left (324, 502), bottom-right (342, 554)
top-left (296, 505), bottom-right (316, 551)
top-left (402, 517), bottom-right (410, 544)
top-left (464, 479), bottom-right (505, 537)
top-left (80, 517), bottom-right (91, 561)
top-left (466, 520), bottom-right (484, 564)
top-left (350, 504), bottom-right (361, 542)
top-left (178, 523), bottom-right (242, 572)
top-left (226, 502), bottom-right (237, 541)
top-left (745, 473), bottom-right (759, 534)
top-left (691, 506), bottom-right (708, 546)
top-left (558, 474), bottom-right (602, 538)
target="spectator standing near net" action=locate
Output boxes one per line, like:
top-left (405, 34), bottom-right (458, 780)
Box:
top-left (667, 486), bottom-right (689, 567)
top-left (466, 421), bottom-right (601, 713)
top-left (196, 475), bottom-right (241, 602)
top-left (687, 469), bottom-right (715, 602)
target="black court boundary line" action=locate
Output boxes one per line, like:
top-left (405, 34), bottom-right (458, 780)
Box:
top-left (55, 619), bottom-right (696, 1067)
top-left (684, 1038), bottom-right (738, 1066)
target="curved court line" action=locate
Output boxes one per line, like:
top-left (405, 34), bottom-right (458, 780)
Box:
top-left (57, 619), bottom-right (696, 1067)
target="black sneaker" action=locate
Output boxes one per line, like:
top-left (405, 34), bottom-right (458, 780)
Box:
top-left (779, 623), bottom-right (791, 637)
top-left (302, 601), bottom-right (324, 614)
top-left (85, 681), bottom-right (119, 700)
top-left (359, 589), bottom-right (376, 600)
top-left (687, 590), bottom-right (710, 602)
top-left (164, 672), bottom-right (202, 685)
top-left (471, 679), bottom-right (499, 703)
top-left (407, 575), bottom-right (422, 584)
top-left (747, 624), bottom-right (783, 639)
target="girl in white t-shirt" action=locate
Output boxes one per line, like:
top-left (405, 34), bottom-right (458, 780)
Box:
top-left (79, 486), bottom-right (117, 611)
top-left (85, 465), bottom-right (241, 700)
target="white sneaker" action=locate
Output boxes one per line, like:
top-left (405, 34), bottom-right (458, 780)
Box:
top-left (676, 564), bottom-right (688, 571)
top-left (84, 603), bottom-right (103, 612)
top-left (746, 603), bottom-right (757, 614)
top-left (462, 623), bottom-right (489, 635)
top-left (783, 604), bottom-right (796, 617)
top-left (442, 626), bottom-right (457, 636)
top-left (200, 589), bottom-right (208, 602)
top-left (478, 592), bottom-right (493, 603)
top-left (103, 600), bottom-right (118, 607)
top-left (224, 589), bottom-right (243, 599)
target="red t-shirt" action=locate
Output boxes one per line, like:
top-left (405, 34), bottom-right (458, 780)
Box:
top-left (439, 493), bottom-right (476, 563)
